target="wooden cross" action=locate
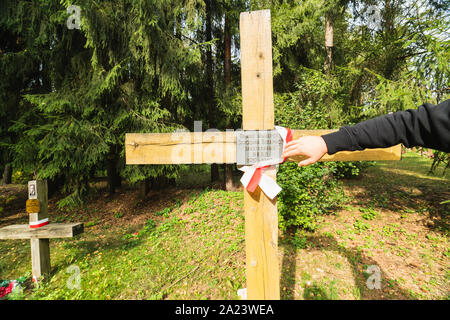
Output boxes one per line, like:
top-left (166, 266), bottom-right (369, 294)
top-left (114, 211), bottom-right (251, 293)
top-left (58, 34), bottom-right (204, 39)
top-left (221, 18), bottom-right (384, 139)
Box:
top-left (0, 180), bottom-right (84, 279)
top-left (125, 10), bottom-right (400, 299)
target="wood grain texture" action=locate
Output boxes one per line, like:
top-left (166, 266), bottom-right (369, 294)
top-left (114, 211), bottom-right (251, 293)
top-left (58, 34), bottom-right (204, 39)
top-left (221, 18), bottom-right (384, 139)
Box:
top-left (289, 129), bottom-right (401, 162)
top-left (125, 132), bottom-right (236, 164)
top-left (240, 10), bottom-right (280, 300)
top-left (240, 11), bottom-right (274, 131)
top-left (0, 223), bottom-right (84, 240)
top-left (125, 130), bottom-right (401, 164)
top-left (31, 238), bottom-right (50, 278)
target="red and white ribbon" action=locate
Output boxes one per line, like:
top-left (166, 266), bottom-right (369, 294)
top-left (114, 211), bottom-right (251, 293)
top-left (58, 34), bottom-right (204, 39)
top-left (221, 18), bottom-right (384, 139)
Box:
top-left (29, 218), bottom-right (49, 229)
top-left (239, 126), bottom-right (293, 199)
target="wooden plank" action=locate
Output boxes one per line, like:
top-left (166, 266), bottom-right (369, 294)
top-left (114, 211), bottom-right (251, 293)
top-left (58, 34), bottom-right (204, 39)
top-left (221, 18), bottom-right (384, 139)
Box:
top-left (125, 132), bottom-right (236, 164)
top-left (289, 129), bottom-right (401, 162)
top-left (31, 238), bottom-right (50, 278)
top-left (240, 11), bottom-right (274, 130)
top-left (125, 130), bottom-right (400, 164)
top-left (0, 223), bottom-right (84, 240)
top-left (240, 10), bottom-right (280, 300)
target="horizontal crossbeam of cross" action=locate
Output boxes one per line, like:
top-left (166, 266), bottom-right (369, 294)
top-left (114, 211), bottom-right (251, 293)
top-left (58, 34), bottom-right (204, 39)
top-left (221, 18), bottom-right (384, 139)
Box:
top-left (0, 223), bottom-right (84, 240)
top-left (125, 131), bottom-right (401, 165)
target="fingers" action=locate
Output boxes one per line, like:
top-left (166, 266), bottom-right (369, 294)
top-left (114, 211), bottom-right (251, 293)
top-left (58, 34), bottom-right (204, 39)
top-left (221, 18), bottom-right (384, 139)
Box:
top-left (284, 139), bottom-right (300, 149)
top-left (284, 140), bottom-right (298, 148)
top-left (283, 148), bottom-right (302, 158)
top-left (282, 140), bottom-right (305, 158)
top-left (283, 145), bottom-right (298, 154)
top-left (282, 148), bottom-right (300, 158)
top-left (282, 136), bottom-right (327, 167)
top-left (298, 157), bottom-right (316, 167)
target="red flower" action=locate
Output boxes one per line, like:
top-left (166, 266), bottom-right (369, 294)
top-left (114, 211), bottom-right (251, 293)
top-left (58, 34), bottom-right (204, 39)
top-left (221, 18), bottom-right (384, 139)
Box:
top-left (0, 282), bottom-right (14, 299)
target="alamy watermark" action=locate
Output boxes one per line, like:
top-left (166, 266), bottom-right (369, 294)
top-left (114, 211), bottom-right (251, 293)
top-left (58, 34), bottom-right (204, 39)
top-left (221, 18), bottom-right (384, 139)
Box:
top-left (365, 265), bottom-right (381, 290)
top-left (366, 5), bottom-right (382, 30)
top-left (66, 264), bottom-right (81, 290)
top-left (170, 121), bottom-right (238, 164)
top-left (67, 5), bottom-right (81, 30)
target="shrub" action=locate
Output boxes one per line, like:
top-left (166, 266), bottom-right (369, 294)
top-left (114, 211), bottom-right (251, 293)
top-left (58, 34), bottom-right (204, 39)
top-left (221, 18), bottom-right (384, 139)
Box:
top-left (273, 67), bottom-right (373, 232)
top-left (330, 161), bottom-right (373, 179)
top-left (277, 162), bottom-right (345, 231)
top-left (11, 169), bottom-right (33, 184)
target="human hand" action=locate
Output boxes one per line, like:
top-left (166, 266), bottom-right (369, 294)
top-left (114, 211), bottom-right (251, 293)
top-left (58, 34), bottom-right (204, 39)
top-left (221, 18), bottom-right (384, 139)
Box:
top-left (282, 136), bottom-right (328, 167)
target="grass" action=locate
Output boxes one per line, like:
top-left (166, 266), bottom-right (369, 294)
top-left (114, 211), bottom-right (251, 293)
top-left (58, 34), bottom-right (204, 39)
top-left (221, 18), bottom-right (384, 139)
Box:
top-left (1, 189), bottom-right (246, 300)
top-left (0, 151), bottom-right (448, 300)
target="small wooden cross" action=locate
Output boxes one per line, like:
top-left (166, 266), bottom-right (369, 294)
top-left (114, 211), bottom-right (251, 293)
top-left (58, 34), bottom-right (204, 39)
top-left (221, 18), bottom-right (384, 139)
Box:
top-left (125, 10), bottom-right (400, 299)
top-left (0, 180), bottom-right (83, 279)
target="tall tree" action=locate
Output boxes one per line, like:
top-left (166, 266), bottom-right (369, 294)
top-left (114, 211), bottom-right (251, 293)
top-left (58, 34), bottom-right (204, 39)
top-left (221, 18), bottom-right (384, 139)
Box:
top-left (205, 0), bottom-right (220, 182)
top-left (324, 12), bottom-right (334, 74)
top-left (223, 11), bottom-right (234, 190)
top-left (5, 0), bottom-right (204, 205)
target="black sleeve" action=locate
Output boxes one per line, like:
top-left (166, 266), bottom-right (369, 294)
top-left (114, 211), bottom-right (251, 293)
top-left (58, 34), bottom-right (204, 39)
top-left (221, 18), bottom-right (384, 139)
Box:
top-left (321, 99), bottom-right (450, 154)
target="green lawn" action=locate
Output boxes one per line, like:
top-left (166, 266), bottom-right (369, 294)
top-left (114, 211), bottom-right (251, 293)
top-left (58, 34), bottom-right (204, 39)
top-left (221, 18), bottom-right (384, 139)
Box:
top-left (1, 189), bottom-right (246, 300)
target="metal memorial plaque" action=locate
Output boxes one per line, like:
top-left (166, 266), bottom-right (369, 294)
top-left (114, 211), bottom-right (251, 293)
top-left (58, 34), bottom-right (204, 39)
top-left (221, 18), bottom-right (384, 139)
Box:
top-left (28, 180), bottom-right (37, 200)
top-left (236, 130), bottom-right (284, 165)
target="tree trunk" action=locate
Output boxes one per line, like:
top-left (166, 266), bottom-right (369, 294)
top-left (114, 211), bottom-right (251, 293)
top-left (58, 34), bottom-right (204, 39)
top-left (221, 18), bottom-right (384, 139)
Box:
top-left (107, 155), bottom-right (121, 196)
top-left (223, 13), bottom-right (234, 190)
top-left (211, 164), bottom-right (220, 183)
top-left (1, 164), bottom-right (12, 185)
top-left (224, 14), bottom-right (231, 85)
top-left (324, 13), bottom-right (334, 75)
top-left (48, 175), bottom-right (65, 198)
top-left (114, 169), bottom-right (122, 188)
top-left (139, 178), bottom-right (150, 199)
top-left (224, 164), bottom-right (234, 190)
top-left (382, 0), bottom-right (396, 79)
top-left (107, 159), bottom-right (116, 196)
top-left (205, 0), bottom-right (219, 183)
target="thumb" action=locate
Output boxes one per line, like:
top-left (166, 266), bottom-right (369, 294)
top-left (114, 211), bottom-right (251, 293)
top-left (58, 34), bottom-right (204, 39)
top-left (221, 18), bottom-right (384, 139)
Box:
top-left (298, 157), bottom-right (316, 167)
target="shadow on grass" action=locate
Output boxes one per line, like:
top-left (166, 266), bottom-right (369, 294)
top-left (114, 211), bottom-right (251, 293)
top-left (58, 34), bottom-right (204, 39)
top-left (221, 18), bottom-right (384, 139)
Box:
top-left (343, 167), bottom-right (449, 235)
top-left (279, 157), bottom-right (448, 300)
top-left (58, 230), bottom-right (146, 260)
top-left (280, 233), bottom-right (415, 300)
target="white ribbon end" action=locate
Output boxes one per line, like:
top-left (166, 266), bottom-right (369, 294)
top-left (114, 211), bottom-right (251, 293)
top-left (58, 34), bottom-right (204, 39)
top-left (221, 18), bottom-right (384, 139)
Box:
top-left (259, 172), bottom-right (282, 200)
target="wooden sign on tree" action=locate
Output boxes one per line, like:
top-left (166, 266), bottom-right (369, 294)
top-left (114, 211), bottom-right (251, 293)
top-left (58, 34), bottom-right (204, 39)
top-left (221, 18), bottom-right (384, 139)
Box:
top-left (125, 10), bottom-right (400, 299)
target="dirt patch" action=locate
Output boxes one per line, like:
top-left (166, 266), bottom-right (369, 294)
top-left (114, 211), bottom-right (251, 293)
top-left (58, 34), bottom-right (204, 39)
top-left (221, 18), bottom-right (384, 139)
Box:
top-left (0, 184), bottom-right (28, 222)
top-left (0, 182), bottom-right (198, 231)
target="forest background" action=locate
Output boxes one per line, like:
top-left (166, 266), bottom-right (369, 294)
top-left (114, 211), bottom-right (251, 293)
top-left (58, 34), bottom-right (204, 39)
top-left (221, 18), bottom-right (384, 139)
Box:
top-left (0, 0), bottom-right (448, 229)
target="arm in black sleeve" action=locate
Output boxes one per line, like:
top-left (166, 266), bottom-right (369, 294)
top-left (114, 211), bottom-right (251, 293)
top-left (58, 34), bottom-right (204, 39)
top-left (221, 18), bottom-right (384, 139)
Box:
top-left (321, 99), bottom-right (450, 154)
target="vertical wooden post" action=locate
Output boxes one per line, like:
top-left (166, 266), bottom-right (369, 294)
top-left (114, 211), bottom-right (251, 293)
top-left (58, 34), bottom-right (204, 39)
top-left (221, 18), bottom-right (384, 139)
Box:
top-left (30, 238), bottom-right (50, 278)
top-left (240, 10), bottom-right (280, 300)
top-left (28, 180), bottom-right (51, 278)
top-left (28, 180), bottom-right (49, 221)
